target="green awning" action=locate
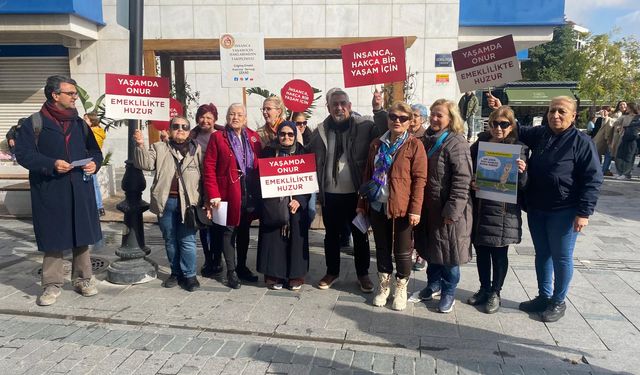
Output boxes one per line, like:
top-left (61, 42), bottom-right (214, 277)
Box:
top-left (505, 88), bottom-right (576, 106)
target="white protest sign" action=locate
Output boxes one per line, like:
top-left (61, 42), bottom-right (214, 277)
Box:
top-left (258, 154), bottom-right (319, 199)
top-left (220, 33), bottom-right (265, 88)
top-left (104, 73), bottom-right (170, 121)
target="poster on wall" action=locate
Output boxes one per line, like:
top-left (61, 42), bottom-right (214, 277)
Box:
top-left (341, 37), bottom-right (406, 88)
top-left (105, 73), bottom-right (170, 121)
top-left (451, 35), bottom-right (521, 92)
top-left (220, 33), bottom-right (265, 88)
top-left (475, 141), bottom-right (522, 204)
top-left (435, 74), bottom-right (450, 84)
top-left (258, 154), bottom-right (319, 199)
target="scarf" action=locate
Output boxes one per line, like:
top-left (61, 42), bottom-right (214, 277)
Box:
top-left (169, 139), bottom-right (190, 157)
top-left (371, 131), bottom-right (409, 196)
top-left (41, 101), bottom-right (79, 156)
top-left (327, 116), bottom-right (351, 184)
top-left (275, 121), bottom-right (298, 155)
top-left (226, 127), bottom-right (254, 175)
top-left (266, 118), bottom-right (284, 143)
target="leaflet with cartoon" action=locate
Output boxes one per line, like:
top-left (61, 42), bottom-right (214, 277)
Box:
top-left (475, 141), bottom-right (522, 204)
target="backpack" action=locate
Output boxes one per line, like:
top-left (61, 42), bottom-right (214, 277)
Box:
top-left (16, 112), bottom-right (89, 147)
top-left (622, 115), bottom-right (640, 143)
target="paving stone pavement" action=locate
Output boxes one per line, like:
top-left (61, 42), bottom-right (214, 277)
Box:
top-left (0, 176), bottom-right (640, 374)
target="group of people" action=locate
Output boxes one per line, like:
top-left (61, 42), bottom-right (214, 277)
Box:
top-left (590, 101), bottom-right (640, 180)
top-left (16, 75), bottom-right (607, 325)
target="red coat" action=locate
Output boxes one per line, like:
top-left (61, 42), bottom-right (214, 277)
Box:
top-left (203, 127), bottom-right (262, 227)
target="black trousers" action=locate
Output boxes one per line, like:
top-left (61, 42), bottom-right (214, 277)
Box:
top-left (369, 209), bottom-right (412, 278)
top-left (475, 245), bottom-right (509, 294)
top-left (322, 192), bottom-right (370, 277)
top-left (213, 212), bottom-right (252, 272)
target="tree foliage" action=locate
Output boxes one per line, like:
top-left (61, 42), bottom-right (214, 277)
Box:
top-left (521, 25), bottom-right (586, 81)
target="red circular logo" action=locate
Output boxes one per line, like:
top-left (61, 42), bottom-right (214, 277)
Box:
top-left (281, 79), bottom-right (314, 113)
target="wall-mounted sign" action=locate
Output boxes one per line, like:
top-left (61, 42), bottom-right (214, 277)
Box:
top-left (105, 73), bottom-right (169, 121)
top-left (220, 33), bottom-right (265, 88)
top-left (435, 53), bottom-right (453, 67)
top-left (451, 35), bottom-right (521, 92)
top-left (436, 74), bottom-right (450, 84)
top-left (341, 37), bottom-right (406, 88)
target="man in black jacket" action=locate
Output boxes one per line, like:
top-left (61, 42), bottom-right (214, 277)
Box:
top-left (308, 88), bottom-right (378, 293)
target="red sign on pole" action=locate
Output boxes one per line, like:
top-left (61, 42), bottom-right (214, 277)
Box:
top-left (451, 35), bottom-right (522, 92)
top-left (258, 154), bottom-right (319, 198)
top-left (151, 98), bottom-right (184, 132)
top-left (341, 37), bottom-right (406, 88)
top-left (105, 73), bottom-right (170, 121)
top-left (281, 79), bottom-right (314, 112)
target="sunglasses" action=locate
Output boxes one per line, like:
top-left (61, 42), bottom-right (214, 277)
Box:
top-left (388, 113), bottom-right (410, 123)
top-left (491, 121), bottom-right (511, 129)
top-left (296, 121), bottom-right (307, 126)
top-left (279, 131), bottom-right (295, 138)
top-left (170, 123), bottom-right (190, 131)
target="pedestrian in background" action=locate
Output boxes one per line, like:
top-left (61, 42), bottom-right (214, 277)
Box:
top-left (133, 116), bottom-right (203, 292)
top-left (614, 102), bottom-right (640, 180)
top-left (458, 91), bottom-right (479, 141)
top-left (15, 75), bottom-right (102, 306)
top-left (84, 111), bottom-right (106, 217)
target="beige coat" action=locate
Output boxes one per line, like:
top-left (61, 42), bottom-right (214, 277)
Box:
top-left (133, 140), bottom-right (203, 220)
top-left (611, 114), bottom-right (635, 157)
top-left (593, 116), bottom-right (614, 156)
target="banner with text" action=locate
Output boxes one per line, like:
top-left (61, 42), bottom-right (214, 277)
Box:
top-left (341, 37), bottom-right (406, 88)
top-left (258, 154), bottom-right (319, 199)
top-left (105, 73), bottom-right (170, 121)
top-left (452, 35), bottom-right (521, 92)
top-left (220, 33), bottom-right (265, 88)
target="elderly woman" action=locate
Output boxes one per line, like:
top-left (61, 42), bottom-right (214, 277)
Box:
top-left (133, 116), bottom-right (203, 292)
top-left (414, 99), bottom-right (473, 314)
top-left (358, 102), bottom-right (427, 311)
top-left (190, 103), bottom-right (225, 279)
top-left (257, 96), bottom-right (286, 149)
top-left (487, 93), bottom-right (603, 322)
top-left (203, 104), bottom-right (262, 289)
top-left (467, 106), bottom-right (528, 314)
top-left (257, 121), bottom-right (310, 291)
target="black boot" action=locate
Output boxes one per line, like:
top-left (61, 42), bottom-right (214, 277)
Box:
top-left (182, 276), bottom-right (200, 292)
top-left (236, 266), bottom-right (258, 283)
top-left (227, 271), bottom-right (241, 289)
top-left (467, 288), bottom-right (490, 306)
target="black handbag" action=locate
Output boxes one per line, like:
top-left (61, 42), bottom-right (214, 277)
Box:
top-left (261, 196), bottom-right (290, 227)
top-left (358, 179), bottom-right (382, 201)
top-left (172, 154), bottom-right (211, 230)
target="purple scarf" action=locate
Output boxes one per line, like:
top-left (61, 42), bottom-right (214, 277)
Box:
top-left (226, 127), bottom-right (254, 174)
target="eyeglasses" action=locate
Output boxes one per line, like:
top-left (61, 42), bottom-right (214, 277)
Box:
top-left (170, 123), bottom-right (190, 131)
top-left (388, 113), bottom-right (410, 123)
top-left (295, 121), bottom-right (307, 126)
top-left (278, 132), bottom-right (295, 138)
top-left (491, 121), bottom-right (511, 129)
top-left (57, 91), bottom-right (79, 98)
top-left (262, 107), bottom-right (276, 112)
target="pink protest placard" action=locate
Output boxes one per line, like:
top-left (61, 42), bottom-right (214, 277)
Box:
top-left (451, 35), bottom-right (521, 92)
top-left (341, 37), bottom-right (406, 88)
top-left (105, 73), bottom-right (170, 121)
top-left (258, 154), bottom-right (319, 198)
top-left (281, 79), bottom-right (314, 112)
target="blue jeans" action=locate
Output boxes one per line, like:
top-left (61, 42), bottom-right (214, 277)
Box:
top-left (307, 193), bottom-right (317, 224)
top-left (92, 174), bottom-right (103, 209)
top-left (426, 263), bottom-right (460, 296)
top-left (602, 149), bottom-right (613, 173)
top-left (527, 208), bottom-right (578, 303)
top-left (158, 197), bottom-right (197, 278)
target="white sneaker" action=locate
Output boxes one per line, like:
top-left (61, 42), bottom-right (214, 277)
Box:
top-left (37, 286), bottom-right (62, 306)
top-left (615, 174), bottom-right (628, 180)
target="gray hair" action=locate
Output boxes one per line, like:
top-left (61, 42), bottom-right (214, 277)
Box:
top-left (325, 87), bottom-right (350, 105)
top-left (45, 75), bottom-right (77, 101)
top-left (169, 115), bottom-right (190, 128)
top-left (226, 103), bottom-right (246, 116)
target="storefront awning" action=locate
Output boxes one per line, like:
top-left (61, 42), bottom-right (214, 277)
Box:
top-left (505, 88), bottom-right (576, 106)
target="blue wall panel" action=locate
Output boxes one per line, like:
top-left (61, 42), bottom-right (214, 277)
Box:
top-left (460, 0), bottom-right (565, 26)
top-left (0, 0), bottom-right (104, 25)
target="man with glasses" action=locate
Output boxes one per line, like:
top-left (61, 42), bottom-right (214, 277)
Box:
top-left (15, 75), bottom-right (103, 306)
top-left (307, 88), bottom-right (379, 292)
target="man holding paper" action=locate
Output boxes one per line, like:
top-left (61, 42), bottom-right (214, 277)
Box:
top-left (15, 75), bottom-right (103, 306)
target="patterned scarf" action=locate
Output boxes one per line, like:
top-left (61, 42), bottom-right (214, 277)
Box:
top-left (371, 130), bottom-right (409, 192)
top-left (226, 127), bottom-right (254, 175)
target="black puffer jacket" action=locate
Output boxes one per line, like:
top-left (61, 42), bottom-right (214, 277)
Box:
top-left (470, 132), bottom-right (529, 248)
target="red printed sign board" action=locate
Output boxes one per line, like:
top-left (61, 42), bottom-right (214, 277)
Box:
top-left (104, 73), bottom-right (170, 121)
top-left (341, 37), bottom-right (406, 88)
top-left (451, 35), bottom-right (522, 92)
top-left (258, 154), bottom-right (319, 198)
top-left (151, 98), bottom-right (184, 132)
top-left (281, 79), bottom-right (314, 112)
